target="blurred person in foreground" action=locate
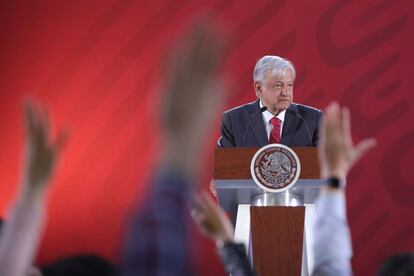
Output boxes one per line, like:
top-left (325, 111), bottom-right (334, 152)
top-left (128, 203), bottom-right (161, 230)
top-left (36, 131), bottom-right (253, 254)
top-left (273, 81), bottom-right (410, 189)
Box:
top-left (122, 20), bottom-right (227, 276)
top-left (0, 102), bottom-right (67, 276)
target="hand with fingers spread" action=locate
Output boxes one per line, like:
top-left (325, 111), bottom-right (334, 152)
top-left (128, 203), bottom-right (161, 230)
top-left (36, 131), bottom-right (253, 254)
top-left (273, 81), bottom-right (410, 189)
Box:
top-left (192, 192), bottom-right (234, 247)
top-left (22, 102), bottom-right (67, 199)
top-left (318, 102), bottom-right (377, 181)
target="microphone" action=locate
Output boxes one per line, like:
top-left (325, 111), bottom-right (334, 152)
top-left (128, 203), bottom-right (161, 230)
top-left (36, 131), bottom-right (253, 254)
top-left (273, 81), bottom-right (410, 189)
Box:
top-left (294, 112), bottom-right (313, 146)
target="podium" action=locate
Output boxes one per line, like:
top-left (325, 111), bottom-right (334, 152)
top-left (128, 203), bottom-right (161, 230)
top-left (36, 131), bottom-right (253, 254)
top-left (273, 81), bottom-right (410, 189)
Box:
top-left (213, 147), bottom-right (324, 276)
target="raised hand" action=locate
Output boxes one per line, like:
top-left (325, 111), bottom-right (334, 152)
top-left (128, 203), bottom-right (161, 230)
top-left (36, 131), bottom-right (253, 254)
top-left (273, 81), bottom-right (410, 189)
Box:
top-left (0, 101), bottom-right (68, 276)
top-left (191, 192), bottom-right (234, 247)
top-left (22, 101), bottom-right (67, 198)
top-left (161, 20), bottom-right (227, 178)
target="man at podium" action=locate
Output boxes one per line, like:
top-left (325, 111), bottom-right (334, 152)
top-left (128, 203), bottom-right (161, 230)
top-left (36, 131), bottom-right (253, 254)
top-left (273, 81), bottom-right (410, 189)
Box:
top-left (218, 55), bottom-right (323, 148)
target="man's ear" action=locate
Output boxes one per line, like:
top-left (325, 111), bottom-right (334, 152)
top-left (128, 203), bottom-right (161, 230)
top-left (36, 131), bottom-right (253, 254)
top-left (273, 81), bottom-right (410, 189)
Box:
top-left (254, 81), bottom-right (261, 97)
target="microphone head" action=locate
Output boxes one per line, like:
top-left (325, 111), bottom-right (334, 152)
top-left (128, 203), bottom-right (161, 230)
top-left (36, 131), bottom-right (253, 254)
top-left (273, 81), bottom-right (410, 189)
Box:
top-left (260, 106), bottom-right (267, 113)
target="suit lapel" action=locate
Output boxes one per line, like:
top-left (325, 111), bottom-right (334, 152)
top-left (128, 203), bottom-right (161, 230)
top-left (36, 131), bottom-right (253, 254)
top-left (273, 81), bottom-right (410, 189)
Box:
top-left (251, 112), bottom-right (268, 146)
top-left (245, 100), bottom-right (268, 147)
top-left (281, 105), bottom-right (300, 146)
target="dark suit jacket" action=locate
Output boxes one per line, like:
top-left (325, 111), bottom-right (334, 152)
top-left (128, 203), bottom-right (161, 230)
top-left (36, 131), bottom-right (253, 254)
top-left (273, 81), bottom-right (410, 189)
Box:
top-left (219, 100), bottom-right (323, 147)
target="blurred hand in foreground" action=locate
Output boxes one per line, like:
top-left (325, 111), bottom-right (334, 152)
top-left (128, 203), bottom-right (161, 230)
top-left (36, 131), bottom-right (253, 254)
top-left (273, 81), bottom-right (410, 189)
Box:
top-left (22, 101), bottom-right (67, 199)
top-left (161, 20), bottom-right (227, 179)
top-left (192, 192), bottom-right (234, 247)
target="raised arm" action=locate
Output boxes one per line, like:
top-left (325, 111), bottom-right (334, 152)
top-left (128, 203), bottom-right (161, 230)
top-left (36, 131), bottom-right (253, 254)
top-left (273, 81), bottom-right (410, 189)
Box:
top-left (122, 21), bottom-right (227, 276)
top-left (0, 102), bottom-right (66, 276)
top-left (312, 102), bottom-right (376, 276)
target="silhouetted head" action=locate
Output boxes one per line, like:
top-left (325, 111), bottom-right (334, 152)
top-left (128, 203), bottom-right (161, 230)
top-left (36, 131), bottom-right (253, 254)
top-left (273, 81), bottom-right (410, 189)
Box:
top-left (378, 253), bottom-right (414, 276)
top-left (40, 254), bottom-right (117, 276)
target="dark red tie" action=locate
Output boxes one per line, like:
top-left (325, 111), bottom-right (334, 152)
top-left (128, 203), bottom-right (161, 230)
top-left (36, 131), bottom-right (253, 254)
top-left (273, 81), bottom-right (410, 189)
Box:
top-left (269, 117), bottom-right (281, 144)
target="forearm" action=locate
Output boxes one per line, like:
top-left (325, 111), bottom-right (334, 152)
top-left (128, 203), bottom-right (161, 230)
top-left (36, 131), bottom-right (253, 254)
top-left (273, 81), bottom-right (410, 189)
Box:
top-left (0, 190), bottom-right (46, 276)
top-left (312, 191), bottom-right (353, 276)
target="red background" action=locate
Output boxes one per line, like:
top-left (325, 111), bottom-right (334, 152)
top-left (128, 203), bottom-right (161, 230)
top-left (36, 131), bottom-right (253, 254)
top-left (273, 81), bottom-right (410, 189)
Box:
top-left (0, 1), bottom-right (413, 275)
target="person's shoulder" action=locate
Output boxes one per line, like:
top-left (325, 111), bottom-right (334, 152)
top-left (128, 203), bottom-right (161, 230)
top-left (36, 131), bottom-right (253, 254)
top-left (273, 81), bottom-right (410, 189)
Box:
top-left (288, 103), bottom-right (323, 122)
top-left (290, 103), bottom-right (323, 115)
top-left (223, 100), bottom-right (258, 116)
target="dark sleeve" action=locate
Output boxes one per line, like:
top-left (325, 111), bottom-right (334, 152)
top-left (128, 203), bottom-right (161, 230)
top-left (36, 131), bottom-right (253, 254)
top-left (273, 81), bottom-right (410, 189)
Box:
top-left (218, 112), bottom-right (236, 147)
top-left (312, 109), bottom-right (324, 146)
top-left (122, 168), bottom-right (193, 276)
top-left (218, 242), bottom-right (256, 276)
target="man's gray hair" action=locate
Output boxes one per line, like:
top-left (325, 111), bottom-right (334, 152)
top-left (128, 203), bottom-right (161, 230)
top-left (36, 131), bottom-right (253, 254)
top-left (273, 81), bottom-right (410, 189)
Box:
top-left (253, 55), bottom-right (296, 82)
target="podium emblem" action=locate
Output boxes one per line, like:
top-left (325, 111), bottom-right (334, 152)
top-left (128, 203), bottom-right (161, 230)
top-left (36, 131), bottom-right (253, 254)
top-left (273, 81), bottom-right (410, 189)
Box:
top-left (250, 144), bottom-right (301, 193)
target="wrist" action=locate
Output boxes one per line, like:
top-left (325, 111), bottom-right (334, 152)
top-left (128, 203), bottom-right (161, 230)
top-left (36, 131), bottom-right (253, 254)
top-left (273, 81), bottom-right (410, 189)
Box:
top-left (215, 239), bottom-right (232, 249)
top-left (321, 176), bottom-right (346, 194)
top-left (19, 184), bottom-right (47, 203)
top-left (323, 167), bottom-right (347, 180)
top-left (162, 145), bottom-right (201, 180)
top-left (215, 234), bottom-right (233, 248)
top-left (326, 176), bottom-right (346, 189)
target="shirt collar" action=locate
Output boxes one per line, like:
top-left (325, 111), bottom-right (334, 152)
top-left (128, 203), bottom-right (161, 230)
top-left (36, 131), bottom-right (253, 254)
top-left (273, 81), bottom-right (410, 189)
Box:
top-left (259, 100), bottom-right (286, 123)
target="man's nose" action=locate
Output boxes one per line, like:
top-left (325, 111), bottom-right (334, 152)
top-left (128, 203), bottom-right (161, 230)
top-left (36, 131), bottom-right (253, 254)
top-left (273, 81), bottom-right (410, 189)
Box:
top-left (281, 86), bottom-right (289, 96)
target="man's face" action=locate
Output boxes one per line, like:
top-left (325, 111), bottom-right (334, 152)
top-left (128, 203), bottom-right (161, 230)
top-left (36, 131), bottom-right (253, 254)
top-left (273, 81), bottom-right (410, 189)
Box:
top-left (254, 68), bottom-right (294, 115)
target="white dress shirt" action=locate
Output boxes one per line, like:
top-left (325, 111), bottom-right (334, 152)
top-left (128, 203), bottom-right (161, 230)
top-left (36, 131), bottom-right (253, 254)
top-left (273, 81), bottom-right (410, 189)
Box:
top-left (260, 100), bottom-right (286, 140)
